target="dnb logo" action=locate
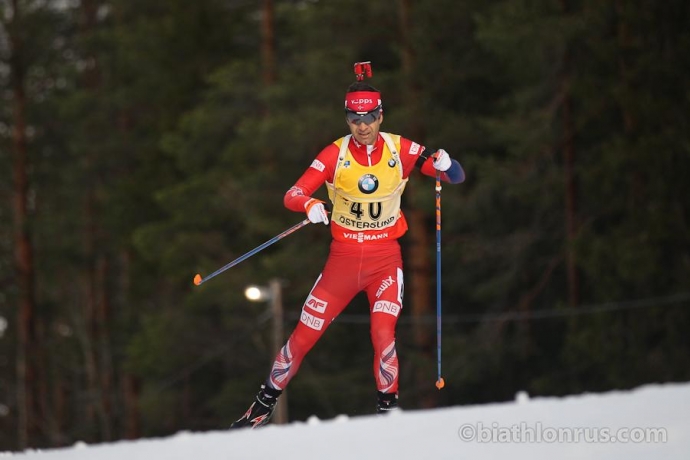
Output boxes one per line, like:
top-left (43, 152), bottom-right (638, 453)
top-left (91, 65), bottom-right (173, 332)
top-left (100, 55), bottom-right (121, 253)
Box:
top-left (301, 294), bottom-right (327, 331)
top-left (358, 174), bottom-right (379, 194)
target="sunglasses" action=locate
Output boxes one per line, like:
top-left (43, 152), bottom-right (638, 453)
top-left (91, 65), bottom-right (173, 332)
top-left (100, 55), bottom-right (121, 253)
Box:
top-left (345, 108), bottom-right (381, 125)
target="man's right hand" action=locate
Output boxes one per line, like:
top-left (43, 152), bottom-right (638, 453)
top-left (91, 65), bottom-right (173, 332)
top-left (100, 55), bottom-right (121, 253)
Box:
top-left (305, 198), bottom-right (329, 225)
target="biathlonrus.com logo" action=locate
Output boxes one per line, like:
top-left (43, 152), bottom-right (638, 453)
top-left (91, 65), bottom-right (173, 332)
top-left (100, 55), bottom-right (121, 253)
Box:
top-left (457, 422), bottom-right (668, 444)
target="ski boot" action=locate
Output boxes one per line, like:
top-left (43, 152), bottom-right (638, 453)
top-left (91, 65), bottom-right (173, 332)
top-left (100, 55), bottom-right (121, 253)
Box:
top-left (230, 383), bottom-right (282, 429)
top-left (376, 391), bottom-right (399, 414)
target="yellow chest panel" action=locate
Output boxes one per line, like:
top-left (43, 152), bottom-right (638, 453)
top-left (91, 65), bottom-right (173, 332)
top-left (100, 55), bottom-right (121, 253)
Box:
top-left (326, 134), bottom-right (408, 231)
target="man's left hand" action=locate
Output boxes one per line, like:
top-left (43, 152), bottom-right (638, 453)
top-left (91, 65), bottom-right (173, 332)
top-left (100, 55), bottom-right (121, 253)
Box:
top-left (432, 149), bottom-right (451, 172)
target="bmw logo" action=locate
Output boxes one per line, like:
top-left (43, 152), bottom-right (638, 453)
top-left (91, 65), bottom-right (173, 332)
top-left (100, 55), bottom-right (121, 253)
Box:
top-left (358, 174), bottom-right (379, 194)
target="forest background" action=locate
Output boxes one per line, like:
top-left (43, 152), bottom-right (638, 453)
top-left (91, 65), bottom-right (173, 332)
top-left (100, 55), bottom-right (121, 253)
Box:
top-left (1, 0), bottom-right (689, 451)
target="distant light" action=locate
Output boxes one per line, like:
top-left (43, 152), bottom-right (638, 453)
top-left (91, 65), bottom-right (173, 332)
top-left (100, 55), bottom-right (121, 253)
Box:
top-left (0, 317), bottom-right (7, 338)
top-left (245, 286), bottom-right (262, 301)
top-left (55, 323), bottom-right (73, 337)
top-left (0, 404), bottom-right (8, 417)
top-left (245, 285), bottom-right (270, 302)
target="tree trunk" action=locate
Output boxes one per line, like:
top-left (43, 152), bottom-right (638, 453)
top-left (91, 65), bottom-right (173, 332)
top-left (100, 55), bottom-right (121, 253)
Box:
top-left (123, 374), bottom-right (141, 439)
top-left (120, 250), bottom-right (141, 440)
top-left (614, 0), bottom-right (643, 207)
top-left (78, 0), bottom-right (112, 441)
top-left (398, 0), bottom-right (437, 408)
top-left (96, 255), bottom-right (113, 441)
top-left (51, 376), bottom-right (68, 446)
top-left (615, 0), bottom-right (635, 134)
top-left (35, 320), bottom-right (53, 443)
top-left (562, 90), bottom-right (579, 308)
top-left (559, 0), bottom-right (579, 308)
top-left (9, 0), bottom-right (38, 449)
top-left (261, 0), bottom-right (276, 86)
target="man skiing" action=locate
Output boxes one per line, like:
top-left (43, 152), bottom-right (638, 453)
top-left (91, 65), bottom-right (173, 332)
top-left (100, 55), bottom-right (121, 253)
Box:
top-left (231, 66), bottom-right (465, 429)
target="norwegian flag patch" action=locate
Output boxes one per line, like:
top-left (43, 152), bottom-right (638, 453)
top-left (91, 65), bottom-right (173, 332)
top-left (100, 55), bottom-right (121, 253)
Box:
top-left (310, 159), bottom-right (325, 172)
top-left (409, 142), bottom-right (421, 156)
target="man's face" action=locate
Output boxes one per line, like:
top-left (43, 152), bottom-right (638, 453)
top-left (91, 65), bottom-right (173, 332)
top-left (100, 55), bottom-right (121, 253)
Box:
top-left (346, 111), bottom-right (383, 146)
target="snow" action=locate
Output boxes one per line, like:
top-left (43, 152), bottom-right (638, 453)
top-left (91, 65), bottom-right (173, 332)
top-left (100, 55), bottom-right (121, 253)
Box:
top-left (4, 382), bottom-right (689, 460)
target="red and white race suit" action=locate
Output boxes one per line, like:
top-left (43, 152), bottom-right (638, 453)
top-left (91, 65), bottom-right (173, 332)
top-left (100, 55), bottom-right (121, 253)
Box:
top-left (267, 132), bottom-right (455, 394)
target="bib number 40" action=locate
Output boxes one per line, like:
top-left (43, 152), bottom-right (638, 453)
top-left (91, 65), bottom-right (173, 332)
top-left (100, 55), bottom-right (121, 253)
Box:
top-left (350, 202), bottom-right (382, 220)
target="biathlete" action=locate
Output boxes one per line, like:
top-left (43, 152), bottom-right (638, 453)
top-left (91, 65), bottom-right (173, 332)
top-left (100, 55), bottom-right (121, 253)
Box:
top-left (231, 75), bottom-right (465, 429)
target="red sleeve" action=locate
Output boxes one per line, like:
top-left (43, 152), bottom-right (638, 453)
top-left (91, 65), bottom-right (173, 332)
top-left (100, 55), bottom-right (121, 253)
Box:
top-left (399, 137), bottom-right (425, 178)
top-left (398, 136), bottom-right (458, 183)
top-left (284, 142), bottom-right (340, 212)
